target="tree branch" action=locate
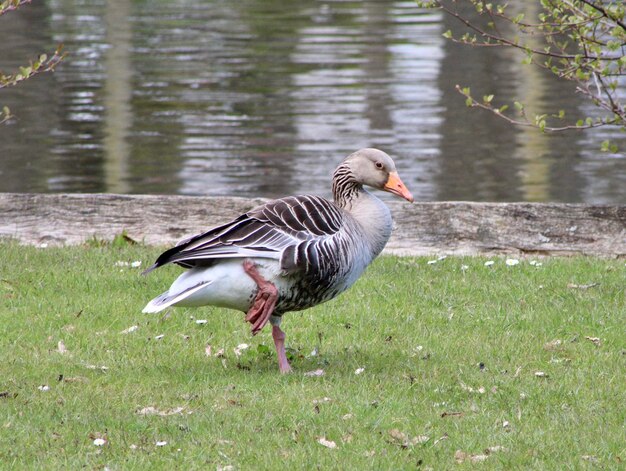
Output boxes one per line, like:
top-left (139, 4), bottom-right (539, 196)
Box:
top-left (455, 85), bottom-right (620, 132)
top-left (0, 0), bottom-right (32, 16)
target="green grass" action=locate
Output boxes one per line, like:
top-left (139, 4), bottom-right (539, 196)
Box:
top-left (0, 241), bottom-right (624, 469)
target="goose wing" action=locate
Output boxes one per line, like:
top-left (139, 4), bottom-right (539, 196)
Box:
top-left (144, 195), bottom-right (346, 274)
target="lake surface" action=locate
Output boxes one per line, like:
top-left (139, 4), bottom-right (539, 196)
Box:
top-left (1, 0), bottom-right (624, 203)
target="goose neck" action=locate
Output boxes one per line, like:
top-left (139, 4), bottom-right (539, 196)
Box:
top-left (332, 164), bottom-right (361, 208)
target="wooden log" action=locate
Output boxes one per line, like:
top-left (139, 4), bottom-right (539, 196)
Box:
top-left (0, 193), bottom-right (624, 257)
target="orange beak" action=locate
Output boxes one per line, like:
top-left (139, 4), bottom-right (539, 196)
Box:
top-left (384, 171), bottom-right (414, 202)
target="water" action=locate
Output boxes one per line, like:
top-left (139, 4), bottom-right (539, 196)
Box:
top-left (0, 0), bottom-right (624, 203)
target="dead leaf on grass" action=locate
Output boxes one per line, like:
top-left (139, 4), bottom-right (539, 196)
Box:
top-left (304, 369), bottom-right (325, 377)
top-left (137, 406), bottom-right (186, 416)
top-left (312, 397), bottom-right (332, 405)
top-left (567, 282), bottom-right (598, 290)
top-left (317, 437), bottom-right (337, 449)
top-left (455, 450), bottom-right (489, 463)
top-left (486, 445), bottom-right (507, 453)
top-left (459, 382), bottom-right (485, 394)
top-left (441, 411), bottom-right (463, 418)
top-left (585, 336), bottom-right (601, 346)
top-left (388, 429), bottom-right (429, 448)
top-left (544, 339), bottom-right (562, 350)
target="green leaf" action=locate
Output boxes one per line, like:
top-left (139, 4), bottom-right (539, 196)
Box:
top-left (483, 94), bottom-right (494, 103)
top-left (600, 140), bottom-right (618, 153)
top-left (442, 30), bottom-right (452, 39)
top-left (514, 101), bottom-right (524, 111)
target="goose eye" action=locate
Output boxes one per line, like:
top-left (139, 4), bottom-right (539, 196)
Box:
top-left (375, 161), bottom-right (384, 170)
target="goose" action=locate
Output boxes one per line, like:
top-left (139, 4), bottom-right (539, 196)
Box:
top-left (142, 148), bottom-right (413, 373)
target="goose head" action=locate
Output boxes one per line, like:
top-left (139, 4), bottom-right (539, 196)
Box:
top-left (343, 148), bottom-right (414, 202)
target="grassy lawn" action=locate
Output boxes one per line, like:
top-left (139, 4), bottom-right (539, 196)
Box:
top-left (0, 241), bottom-right (624, 469)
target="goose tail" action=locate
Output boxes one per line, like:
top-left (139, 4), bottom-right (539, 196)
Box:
top-left (142, 281), bottom-right (212, 313)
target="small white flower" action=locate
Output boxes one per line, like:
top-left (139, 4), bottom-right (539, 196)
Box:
top-left (154, 334), bottom-right (165, 340)
top-left (38, 385), bottom-right (50, 392)
top-left (39, 243), bottom-right (49, 248)
top-left (233, 343), bottom-right (249, 356)
top-left (114, 261), bottom-right (129, 267)
top-left (93, 438), bottom-right (106, 446)
top-left (505, 258), bottom-right (520, 266)
top-left (529, 260), bottom-right (543, 267)
top-left (437, 255), bottom-right (447, 261)
top-left (502, 420), bottom-right (510, 428)
top-left (131, 261), bottom-right (142, 268)
top-left (156, 441), bottom-right (168, 447)
top-left (484, 260), bottom-right (495, 267)
top-left (427, 260), bottom-right (437, 265)
top-left (129, 444), bottom-right (138, 450)
top-left (354, 367), bottom-right (365, 375)
top-left (195, 319), bottom-right (208, 325)
top-left (461, 264), bottom-right (469, 271)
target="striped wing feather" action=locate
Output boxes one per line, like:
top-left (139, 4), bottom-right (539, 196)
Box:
top-left (146, 195), bottom-right (346, 274)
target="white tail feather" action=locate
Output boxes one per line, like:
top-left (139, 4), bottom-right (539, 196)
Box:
top-left (142, 281), bottom-right (212, 313)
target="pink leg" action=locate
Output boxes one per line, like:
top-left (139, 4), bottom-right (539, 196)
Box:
top-left (242, 260), bottom-right (278, 335)
top-left (272, 325), bottom-right (291, 374)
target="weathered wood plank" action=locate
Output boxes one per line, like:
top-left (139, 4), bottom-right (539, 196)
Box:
top-left (0, 193), bottom-right (624, 257)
